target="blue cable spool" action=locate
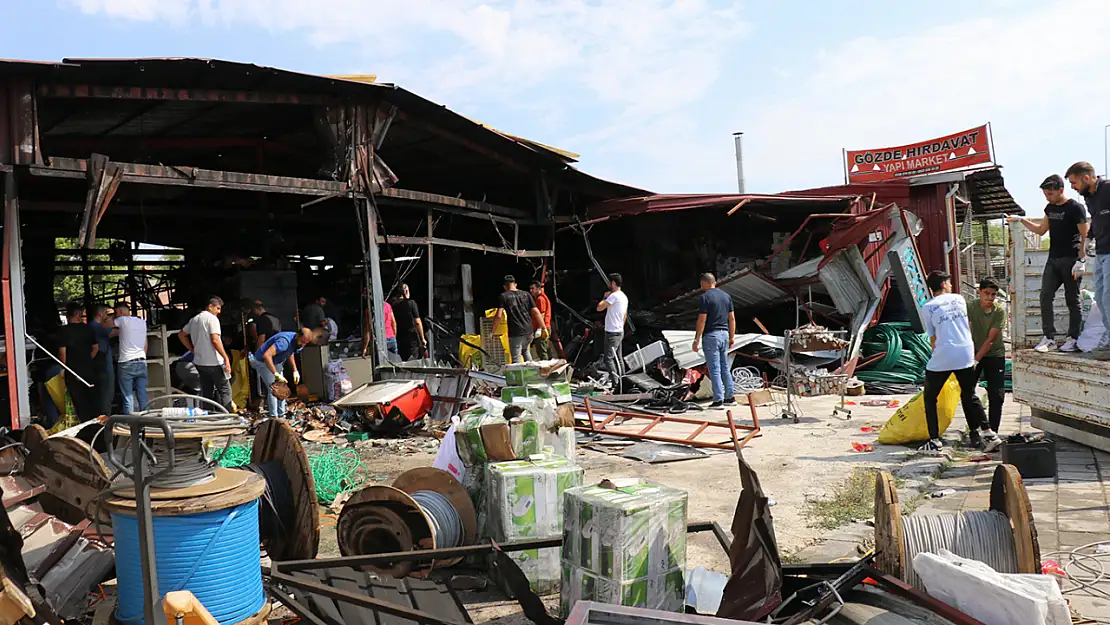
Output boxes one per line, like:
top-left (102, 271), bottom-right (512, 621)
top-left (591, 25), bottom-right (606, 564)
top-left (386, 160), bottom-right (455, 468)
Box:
top-left (110, 475), bottom-right (267, 625)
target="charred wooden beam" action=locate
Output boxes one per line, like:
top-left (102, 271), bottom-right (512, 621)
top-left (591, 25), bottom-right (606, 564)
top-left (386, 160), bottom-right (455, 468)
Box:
top-left (38, 83), bottom-right (328, 105)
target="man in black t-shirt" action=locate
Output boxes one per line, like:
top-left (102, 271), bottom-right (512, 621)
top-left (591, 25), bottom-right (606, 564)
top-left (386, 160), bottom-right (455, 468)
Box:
top-left (1067, 161), bottom-right (1110, 354)
top-left (56, 302), bottom-right (101, 422)
top-left (496, 275), bottom-right (546, 364)
top-left (1009, 174), bottom-right (1088, 352)
top-left (391, 283), bottom-right (426, 361)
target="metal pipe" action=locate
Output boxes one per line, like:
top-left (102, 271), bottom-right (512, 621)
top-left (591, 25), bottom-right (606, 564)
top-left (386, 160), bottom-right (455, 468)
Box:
top-left (733, 132), bottom-right (746, 193)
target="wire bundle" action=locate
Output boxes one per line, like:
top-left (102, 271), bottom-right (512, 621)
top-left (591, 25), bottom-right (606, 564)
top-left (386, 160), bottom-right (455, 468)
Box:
top-left (854, 323), bottom-right (933, 386)
top-left (309, 446), bottom-right (369, 505)
top-left (243, 461), bottom-right (294, 540)
top-left (731, 366), bottom-right (766, 393)
top-left (112, 501), bottom-right (267, 625)
top-left (411, 490), bottom-right (462, 548)
top-left (900, 510), bottom-right (1018, 590)
top-left (1044, 541), bottom-right (1110, 601)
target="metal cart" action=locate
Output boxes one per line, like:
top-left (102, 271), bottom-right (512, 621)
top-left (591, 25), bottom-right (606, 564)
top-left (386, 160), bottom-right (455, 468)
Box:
top-left (780, 328), bottom-right (852, 422)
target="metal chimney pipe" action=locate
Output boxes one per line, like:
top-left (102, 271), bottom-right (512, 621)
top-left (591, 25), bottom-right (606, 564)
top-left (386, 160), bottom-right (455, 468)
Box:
top-left (733, 132), bottom-right (746, 193)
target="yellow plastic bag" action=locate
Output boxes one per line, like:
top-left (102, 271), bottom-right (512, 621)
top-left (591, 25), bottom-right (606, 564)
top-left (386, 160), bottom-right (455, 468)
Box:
top-left (877, 375), bottom-right (960, 444)
top-left (45, 373), bottom-right (66, 413)
top-left (459, 335), bottom-right (484, 370)
top-left (230, 349), bottom-right (249, 410)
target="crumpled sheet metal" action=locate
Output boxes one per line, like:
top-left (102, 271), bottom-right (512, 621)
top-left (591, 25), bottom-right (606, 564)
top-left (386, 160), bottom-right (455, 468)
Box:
top-left (716, 449), bottom-right (782, 621)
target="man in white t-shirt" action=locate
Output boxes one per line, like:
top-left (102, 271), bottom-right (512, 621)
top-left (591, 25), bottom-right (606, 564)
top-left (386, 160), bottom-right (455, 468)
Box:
top-left (178, 296), bottom-right (233, 411)
top-left (112, 302), bottom-right (148, 414)
top-left (595, 272), bottom-right (629, 385)
top-left (920, 270), bottom-right (995, 453)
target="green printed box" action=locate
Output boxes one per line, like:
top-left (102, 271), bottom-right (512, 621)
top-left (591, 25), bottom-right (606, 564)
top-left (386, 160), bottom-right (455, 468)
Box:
top-left (505, 361), bottom-right (572, 386)
top-left (500, 382), bottom-right (572, 404)
top-left (454, 410), bottom-right (504, 465)
top-left (560, 479), bottom-right (688, 613)
top-left (487, 455), bottom-right (584, 594)
top-left (559, 564), bottom-right (685, 616)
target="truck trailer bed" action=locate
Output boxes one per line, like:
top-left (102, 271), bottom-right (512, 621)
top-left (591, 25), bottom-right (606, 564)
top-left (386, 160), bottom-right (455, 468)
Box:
top-left (1012, 349), bottom-right (1110, 453)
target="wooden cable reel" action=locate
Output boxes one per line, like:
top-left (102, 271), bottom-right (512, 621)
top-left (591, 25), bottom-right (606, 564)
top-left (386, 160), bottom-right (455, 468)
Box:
top-left (23, 434), bottom-right (112, 524)
top-left (241, 418), bottom-right (320, 561)
top-left (874, 464), bottom-right (1040, 581)
top-left (337, 467), bottom-right (477, 578)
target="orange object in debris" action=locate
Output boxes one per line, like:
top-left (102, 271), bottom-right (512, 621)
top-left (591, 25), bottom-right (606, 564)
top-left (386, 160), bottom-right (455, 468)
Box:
top-left (164, 591), bottom-right (219, 625)
top-left (851, 442), bottom-right (874, 453)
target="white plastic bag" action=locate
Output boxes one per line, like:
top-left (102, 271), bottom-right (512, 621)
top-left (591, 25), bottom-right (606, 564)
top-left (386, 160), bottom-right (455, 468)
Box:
top-left (913, 549), bottom-right (1069, 625)
top-left (1078, 299), bottom-right (1107, 352)
top-left (433, 419), bottom-right (468, 483)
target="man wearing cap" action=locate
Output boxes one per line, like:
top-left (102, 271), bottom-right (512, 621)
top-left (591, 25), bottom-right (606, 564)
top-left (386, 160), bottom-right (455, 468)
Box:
top-left (497, 275), bottom-right (546, 364)
top-left (1008, 174), bottom-right (1088, 352)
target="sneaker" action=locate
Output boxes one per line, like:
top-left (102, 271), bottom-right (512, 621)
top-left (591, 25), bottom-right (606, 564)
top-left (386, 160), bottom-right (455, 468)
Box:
top-left (981, 429), bottom-right (1003, 453)
top-left (968, 430), bottom-right (982, 448)
top-left (708, 401), bottom-right (724, 408)
top-left (918, 438), bottom-right (945, 453)
top-left (1034, 336), bottom-right (1057, 352)
top-left (1060, 337), bottom-right (1079, 352)
top-left (723, 398), bottom-right (738, 406)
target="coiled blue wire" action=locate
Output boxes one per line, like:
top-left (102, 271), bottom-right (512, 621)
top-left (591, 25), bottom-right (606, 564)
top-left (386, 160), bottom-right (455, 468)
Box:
top-left (112, 500), bottom-right (266, 625)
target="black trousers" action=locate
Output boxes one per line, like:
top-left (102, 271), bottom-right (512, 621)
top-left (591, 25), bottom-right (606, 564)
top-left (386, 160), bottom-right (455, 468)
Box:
top-left (66, 371), bottom-right (101, 423)
top-left (923, 367), bottom-right (988, 441)
top-left (398, 334), bottom-right (423, 361)
top-left (196, 365), bottom-right (233, 412)
top-left (1041, 256), bottom-right (1081, 340)
top-left (976, 356), bottom-right (1006, 432)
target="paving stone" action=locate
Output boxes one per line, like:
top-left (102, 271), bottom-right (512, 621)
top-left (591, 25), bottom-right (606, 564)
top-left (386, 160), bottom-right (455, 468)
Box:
top-left (1056, 515), bottom-right (1109, 533)
top-left (1056, 531), bottom-right (1108, 549)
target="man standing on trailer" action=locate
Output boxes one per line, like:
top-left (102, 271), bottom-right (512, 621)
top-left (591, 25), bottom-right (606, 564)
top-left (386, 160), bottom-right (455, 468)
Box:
top-left (1066, 162), bottom-right (1110, 354)
top-left (920, 270), bottom-right (999, 453)
top-left (1007, 174), bottom-right (1088, 352)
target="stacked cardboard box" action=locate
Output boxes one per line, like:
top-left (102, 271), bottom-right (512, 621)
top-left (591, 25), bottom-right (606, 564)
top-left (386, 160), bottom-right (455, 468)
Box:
top-left (502, 360), bottom-right (573, 404)
top-left (487, 455), bottom-right (584, 595)
top-left (560, 479), bottom-right (688, 615)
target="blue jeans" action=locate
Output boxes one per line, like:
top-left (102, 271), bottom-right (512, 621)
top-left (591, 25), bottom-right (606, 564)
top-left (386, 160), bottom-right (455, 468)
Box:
top-left (117, 359), bottom-right (148, 415)
top-left (249, 355), bottom-right (286, 417)
top-left (386, 337), bottom-right (398, 354)
top-left (703, 330), bottom-right (734, 402)
top-left (1095, 255), bottom-right (1110, 340)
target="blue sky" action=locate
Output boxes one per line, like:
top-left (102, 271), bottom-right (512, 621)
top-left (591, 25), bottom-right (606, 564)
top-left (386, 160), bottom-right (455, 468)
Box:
top-left (3, 0), bottom-right (1109, 216)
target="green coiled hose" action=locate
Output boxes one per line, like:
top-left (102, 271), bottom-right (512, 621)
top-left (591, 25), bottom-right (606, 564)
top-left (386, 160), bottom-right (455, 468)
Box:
top-left (854, 322), bottom-right (933, 385)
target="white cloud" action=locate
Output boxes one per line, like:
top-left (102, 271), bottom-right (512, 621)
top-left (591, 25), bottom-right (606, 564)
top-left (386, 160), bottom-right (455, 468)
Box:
top-left (64, 0), bottom-right (750, 191)
top-left (71, 0), bottom-right (189, 21)
top-left (744, 0), bottom-right (1110, 213)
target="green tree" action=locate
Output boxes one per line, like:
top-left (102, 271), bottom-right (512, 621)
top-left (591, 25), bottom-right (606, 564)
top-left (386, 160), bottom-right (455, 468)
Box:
top-left (53, 238), bottom-right (128, 304)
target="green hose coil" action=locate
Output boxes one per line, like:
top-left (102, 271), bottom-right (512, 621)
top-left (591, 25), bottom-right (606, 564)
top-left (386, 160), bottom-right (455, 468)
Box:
top-left (854, 322), bottom-right (933, 385)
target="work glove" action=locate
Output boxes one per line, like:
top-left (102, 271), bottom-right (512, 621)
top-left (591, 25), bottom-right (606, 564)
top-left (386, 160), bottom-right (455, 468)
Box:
top-left (541, 328), bottom-right (550, 340)
top-left (274, 373), bottom-right (287, 384)
top-left (534, 328), bottom-right (542, 339)
top-left (292, 371), bottom-right (301, 385)
top-left (1073, 259), bottom-right (1086, 279)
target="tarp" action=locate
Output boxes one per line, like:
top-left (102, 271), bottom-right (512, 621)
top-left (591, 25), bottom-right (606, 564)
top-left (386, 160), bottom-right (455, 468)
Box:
top-left (716, 449), bottom-right (782, 620)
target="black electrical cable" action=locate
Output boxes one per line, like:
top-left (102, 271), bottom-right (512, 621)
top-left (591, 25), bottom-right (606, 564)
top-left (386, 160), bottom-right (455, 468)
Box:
top-left (243, 462), bottom-right (294, 543)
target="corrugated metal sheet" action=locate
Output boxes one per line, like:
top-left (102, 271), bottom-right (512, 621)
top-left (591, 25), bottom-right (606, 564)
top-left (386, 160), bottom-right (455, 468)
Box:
top-left (285, 567), bottom-right (473, 625)
top-left (1013, 350), bottom-right (1110, 451)
top-left (818, 246), bottom-right (881, 316)
top-left (908, 184), bottom-right (952, 277)
top-left (1009, 222), bottom-right (1093, 349)
top-left (652, 269), bottom-right (791, 324)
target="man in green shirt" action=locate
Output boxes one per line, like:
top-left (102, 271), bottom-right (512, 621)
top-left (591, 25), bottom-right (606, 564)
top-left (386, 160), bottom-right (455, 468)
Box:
top-left (968, 276), bottom-right (1006, 451)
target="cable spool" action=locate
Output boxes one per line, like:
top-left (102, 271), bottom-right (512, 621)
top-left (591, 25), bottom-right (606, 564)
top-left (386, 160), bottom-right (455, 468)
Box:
top-left (874, 464), bottom-right (1040, 590)
top-left (105, 473), bottom-right (270, 625)
top-left (236, 419), bottom-right (319, 561)
top-left (337, 467), bottom-right (476, 578)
